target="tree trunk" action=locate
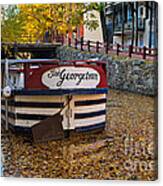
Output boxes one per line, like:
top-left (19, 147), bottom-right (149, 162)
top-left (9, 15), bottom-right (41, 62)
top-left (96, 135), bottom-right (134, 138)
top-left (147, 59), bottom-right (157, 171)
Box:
top-left (149, 1), bottom-right (153, 49)
top-left (135, 2), bottom-right (138, 48)
top-left (112, 6), bottom-right (115, 36)
top-left (131, 3), bottom-right (134, 46)
top-left (99, 3), bottom-right (108, 44)
top-left (121, 2), bottom-right (125, 47)
top-left (109, 5), bottom-right (115, 46)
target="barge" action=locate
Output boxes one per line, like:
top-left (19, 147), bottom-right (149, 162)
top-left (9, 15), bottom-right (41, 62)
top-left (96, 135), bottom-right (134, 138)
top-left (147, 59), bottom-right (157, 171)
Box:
top-left (1, 59), bottom-right (108, 142)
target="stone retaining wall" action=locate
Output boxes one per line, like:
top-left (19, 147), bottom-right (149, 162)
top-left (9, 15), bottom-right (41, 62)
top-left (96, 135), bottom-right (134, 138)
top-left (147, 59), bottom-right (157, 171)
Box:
top-left (56, 46), bottom-right (157, 96)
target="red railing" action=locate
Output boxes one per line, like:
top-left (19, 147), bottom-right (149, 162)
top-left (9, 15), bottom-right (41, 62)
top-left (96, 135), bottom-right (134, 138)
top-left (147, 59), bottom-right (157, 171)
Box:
top-left (57, 36), bottom-right (157, 61)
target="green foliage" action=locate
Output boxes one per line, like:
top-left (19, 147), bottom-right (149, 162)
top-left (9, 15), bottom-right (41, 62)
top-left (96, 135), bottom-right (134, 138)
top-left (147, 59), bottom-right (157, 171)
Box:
top-left (1, 5), bottom-right (26, 42)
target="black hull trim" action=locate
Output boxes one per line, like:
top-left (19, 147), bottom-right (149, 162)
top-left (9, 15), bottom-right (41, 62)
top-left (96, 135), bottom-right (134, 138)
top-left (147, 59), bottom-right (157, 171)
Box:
top-left (11, 88), bottom-right (108, 96)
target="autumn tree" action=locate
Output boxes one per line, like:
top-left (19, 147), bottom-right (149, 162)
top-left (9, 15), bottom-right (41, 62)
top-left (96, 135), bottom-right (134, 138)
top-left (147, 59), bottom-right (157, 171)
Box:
top-left (1, 3), bottom-right (100, 43)
top-left (1, 5), bottom-right (26, 42)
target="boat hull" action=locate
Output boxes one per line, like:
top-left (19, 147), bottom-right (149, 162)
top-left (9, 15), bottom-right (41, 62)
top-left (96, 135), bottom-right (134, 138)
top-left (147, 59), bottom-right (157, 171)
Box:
top-left (1, 88), bottom-right (108, 135)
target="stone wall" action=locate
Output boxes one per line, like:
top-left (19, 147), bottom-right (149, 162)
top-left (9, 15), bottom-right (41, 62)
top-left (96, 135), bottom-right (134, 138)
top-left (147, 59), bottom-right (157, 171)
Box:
top-left (56, 46), bottom-right (157, 96)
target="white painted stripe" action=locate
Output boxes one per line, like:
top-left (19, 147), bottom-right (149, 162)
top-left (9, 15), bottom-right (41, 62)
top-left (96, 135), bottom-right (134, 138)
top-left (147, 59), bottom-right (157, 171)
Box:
top-left (1, 98), bottom-right (5, 101)
top-left (15, 95), bottom-right (65, 102)
top-left (1, 105), bottom-right (15, 112)
top-left (1, 115), bottom-right (15, 126)
top-left (15, 107), bottom-right (61, 115)
top-left (73, 94), bottom-right (106, 101)
top-left (1, 114), bottom-right (39, 127)
top-left (15, 119), bottom-right (40, 127)
top-left (1, 114), bottom-right (6, 121)
top-left (74, 104), bottom-right (106, 114)
top-left (15, 119), bottom-right (69, 128)
top-left (14, 118), bottom-right (65, 129)
top-left (2, 107), bottom-right (54, 117)
top-left (6, 116), bottom-right (14, 125)
top-left (75, 115), bottom-right (106, 127)
top-left (1, 106), bottom-right (6, 110)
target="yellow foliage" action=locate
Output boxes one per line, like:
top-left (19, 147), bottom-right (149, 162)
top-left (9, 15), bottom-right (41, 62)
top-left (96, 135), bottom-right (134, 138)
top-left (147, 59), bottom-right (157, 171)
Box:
top-left (2, 3), bottom-right (99, 42)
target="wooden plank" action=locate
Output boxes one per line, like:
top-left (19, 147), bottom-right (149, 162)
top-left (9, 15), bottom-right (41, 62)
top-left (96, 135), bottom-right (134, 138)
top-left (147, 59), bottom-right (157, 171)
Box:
top-left (75, 115), bottom-right (106, 127)
top-left (15, 107), bottom-right (60, 115)
top-left (73, 93), bottom-right (106, 101)
top-left (74, 104), bottom-right (106, 113)
top-left (15, 95), bottom-right (65, 102)
top-left (32, 113), bottom-right (64, 143)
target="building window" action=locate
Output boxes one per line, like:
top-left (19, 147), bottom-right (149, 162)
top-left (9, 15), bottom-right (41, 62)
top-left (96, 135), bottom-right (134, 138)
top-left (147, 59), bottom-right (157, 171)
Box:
top-left (139, 34), bottom-right (144, 47)
top-left (151, 32), bottom-right (156, 48)
top-left (13, 76), bottom-right (17, 85)
top-left (140, 7), bottom-right (144, 15)
top-left (138, 6), bottom-right (144, 18)
top-left (127, 7), bottom-right (132, 22)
